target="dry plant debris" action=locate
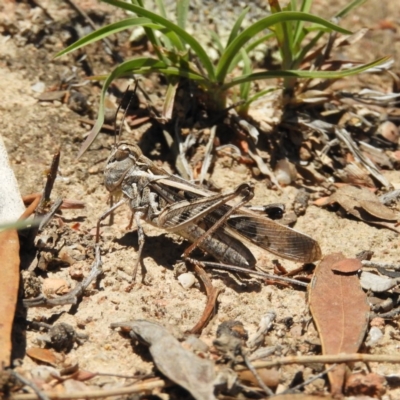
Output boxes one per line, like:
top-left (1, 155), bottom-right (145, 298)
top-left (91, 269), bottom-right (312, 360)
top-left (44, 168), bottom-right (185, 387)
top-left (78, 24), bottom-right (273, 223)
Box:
top-left (2, 0), bottom-right (400, 399)
top-left (309, 253), bottom-right (370, 398)
top-left (315, 185), bottom-right (400, 232)
top-left (111, 320), bottom-right (217, 400)
top-left (0, 229), bottom-right (20, 367)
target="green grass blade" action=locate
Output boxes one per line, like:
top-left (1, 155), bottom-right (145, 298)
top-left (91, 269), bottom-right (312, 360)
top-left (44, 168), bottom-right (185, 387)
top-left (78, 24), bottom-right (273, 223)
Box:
top-left (153, 0), bottom-right (174, 50)
top-left (226, 32), bottom-right (275, 75)
top-left (239, 49), bottom-right (251, 101)
top-left (335, 0), bottom-right (368, 19)
top-left (100, 0), bottom-right (216, 81)
top-left (130, 0), bottom-right (167, 60)
top-left (245, 32), bottom-right (275, 53)
top-left (154, 0), bottom-right (168, 17)
top-left (242, 87), bottom-right (279, 108)
top-left (226, 7), bottom-right (250, 47)
top-left (209, 30), bottom-right (224, 55)
top-left (77, 57), bottom-right (206, 158)
top-left (0, 218), bottom-right (41, 232)
top-left (220, 56), bottom-right (392, 89)
top-left (292, 29), bottom-right (322, 68)
top-left (292, 0), bottom-right (313, 48)
top-left (77, 57), bottom-right (168, 159)
top-left (216, 11), bottom-right (351, 83)
top-left (269, 1), bottom-right (295, 70)
top-left (55, 18), bottom-right (162, 58)
top-left (162, 79), bottom-right (179, 120)
top-left (176, 0), bottom-right (190, 30)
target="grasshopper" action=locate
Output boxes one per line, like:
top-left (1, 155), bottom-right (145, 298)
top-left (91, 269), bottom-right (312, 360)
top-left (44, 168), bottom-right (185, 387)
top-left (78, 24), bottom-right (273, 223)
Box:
top-left (97, 141), bottom-right (322, 279)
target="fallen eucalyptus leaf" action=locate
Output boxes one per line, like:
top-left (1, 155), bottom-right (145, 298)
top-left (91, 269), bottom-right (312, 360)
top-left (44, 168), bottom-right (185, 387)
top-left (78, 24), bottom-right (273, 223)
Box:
top-left (309, 253), bottom-right (369, 398)
top-left (316, 185), bottom-right (400, 232)
top-left (111, 320), bottom-right (216, 400)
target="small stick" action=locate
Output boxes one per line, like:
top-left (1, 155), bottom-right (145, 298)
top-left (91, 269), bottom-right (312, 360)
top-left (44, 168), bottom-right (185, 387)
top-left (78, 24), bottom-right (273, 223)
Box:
top-left (362, 260), bottom-right (400, 271)
top-left (10, 378), bottom-right (167, 400)
top-left (188, 263), bottom-right (220, 334)
top-left (234, 353), bottom-right (400, 371)
top-left (22, 194), bottom-right (84, 210)
top-left (10, 354), bottom-right (400, 400)
top-left (200, 261), bottom-right (308, 288)
top-left (19, 195), bottom-right (41, 220)
top-left (23, 245), bottom-right (102, 308)
top-left (9, 369), bottom-right (50, 400)
top-left (281, 364), bottom-right (337, 394)
top-left (38, 198), bottom-right (63, 231)
top-left (36, 149), bottom-right (60, 215)
top-left (371, 306), bottom-right (400, 319)
top-left (242, 352), bottom-right (275, 396)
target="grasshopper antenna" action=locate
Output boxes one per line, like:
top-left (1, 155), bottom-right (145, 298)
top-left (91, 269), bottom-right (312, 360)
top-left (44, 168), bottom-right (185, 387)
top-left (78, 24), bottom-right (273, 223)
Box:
top-left (113, 79), bottom-right (139, 146)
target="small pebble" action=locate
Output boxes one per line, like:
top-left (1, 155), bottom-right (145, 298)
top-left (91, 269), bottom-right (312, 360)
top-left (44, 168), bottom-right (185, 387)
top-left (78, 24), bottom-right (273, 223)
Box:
top-left (177, 272), bottom-right (196, 289)
top-left (31, 81), bottom-right (45, 93)
top-left (366, 326), bottom-right (383, 347)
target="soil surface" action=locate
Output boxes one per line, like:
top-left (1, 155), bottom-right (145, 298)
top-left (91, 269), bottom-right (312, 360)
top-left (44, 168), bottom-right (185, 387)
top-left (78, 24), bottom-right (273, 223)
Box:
top-left (1, 0), bottom-right (400, 399)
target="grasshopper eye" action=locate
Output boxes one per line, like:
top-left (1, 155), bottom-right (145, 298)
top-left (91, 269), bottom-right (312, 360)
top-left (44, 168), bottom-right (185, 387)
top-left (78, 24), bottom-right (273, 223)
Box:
top-left (115, 146), bottom-right (130, 161)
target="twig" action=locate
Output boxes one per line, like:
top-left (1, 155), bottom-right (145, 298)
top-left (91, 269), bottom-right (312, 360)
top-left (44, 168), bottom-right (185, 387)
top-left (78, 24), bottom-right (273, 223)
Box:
top-left (10, 353), bottom-right (400, 400)
top-left (234, 353), bottom-right (400, 371)
top-left (23, 245), bottom-right (102, 307)
top-left (281, 364), bottom-right (337, 394)
top-left (188, 263), bottom-right (220, 334)
top-left (201, 261), bottom-right (308, 287)
top-left (9, 369), bottom-right (50, 400)
top-left (362, 260), bottom-right (400, 271)
top-left (335, 127), bottom-right (391, 188)
top-left (371, 306), bottom-right (400, 319)
top-left (23, 195), bottom-right (84, 210)
top-left (36, 150), bottom-right (60, 215)
top-left (242, 352), bottom-right (275, 396)
top-left (10, 378), bottom-right (166, 400)
top-left (38, 198), bottom-right (63, 231)
top-left (247, 311), bottom-right (276, 349)
top-left (19, 194), bottom-right (41, 220)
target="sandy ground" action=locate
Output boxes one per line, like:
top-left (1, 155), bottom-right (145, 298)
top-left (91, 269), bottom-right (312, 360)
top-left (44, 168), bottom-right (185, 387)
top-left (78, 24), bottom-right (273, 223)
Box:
top-left (1, 0), bottom-right (400, 398)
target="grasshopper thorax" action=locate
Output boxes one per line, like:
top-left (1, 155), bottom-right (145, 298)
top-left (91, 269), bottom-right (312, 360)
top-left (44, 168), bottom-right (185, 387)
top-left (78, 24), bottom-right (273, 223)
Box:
top-left (104, 143), bottom-right (143, 193)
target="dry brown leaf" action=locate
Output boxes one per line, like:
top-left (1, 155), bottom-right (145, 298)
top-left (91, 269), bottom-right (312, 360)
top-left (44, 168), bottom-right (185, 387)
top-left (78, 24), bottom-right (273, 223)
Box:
top-left (237, 368), bottom-right (280, 389)
top-left (0, 229), bottom-right (20, 367)
top-left (26, 347), bottom-right (59, 366)
top-left (315, 185), bottom-right (400, 232)
top-left (331, 258), bottom-right (362, 273)
top-left (309, 253), bottom-right (370, 398)
top-left (111, 320), bottom-right (216, 400)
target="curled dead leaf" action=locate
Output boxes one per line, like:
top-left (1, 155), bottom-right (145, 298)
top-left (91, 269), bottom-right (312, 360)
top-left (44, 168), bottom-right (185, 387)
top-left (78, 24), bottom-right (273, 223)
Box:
top-left (26, 347), bottom-right (59, 366)
top-left (315, 185), bottom-right (400, 232)
top-left (331, 258), bottom-right (362, 273)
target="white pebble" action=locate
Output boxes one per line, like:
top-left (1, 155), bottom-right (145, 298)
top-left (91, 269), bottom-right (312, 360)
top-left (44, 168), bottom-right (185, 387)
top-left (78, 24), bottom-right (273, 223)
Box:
top-left (31, 81), bottom-right (45, 93)
top-left (177, 272), bottom-right (196, 289)
top-left (366, 326), bottom-right (383, 347)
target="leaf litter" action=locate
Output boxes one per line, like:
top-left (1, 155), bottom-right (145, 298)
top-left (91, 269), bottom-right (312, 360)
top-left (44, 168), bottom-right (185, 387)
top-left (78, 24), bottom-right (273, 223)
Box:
top-left (309, 253), bottom-right (370, 398)
top-left (3, 0), bottom-right (400, 399)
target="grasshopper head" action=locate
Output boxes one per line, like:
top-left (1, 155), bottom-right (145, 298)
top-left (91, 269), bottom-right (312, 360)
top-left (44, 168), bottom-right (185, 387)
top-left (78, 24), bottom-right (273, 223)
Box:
top-left (104, 143), bottom-right (143, 193)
